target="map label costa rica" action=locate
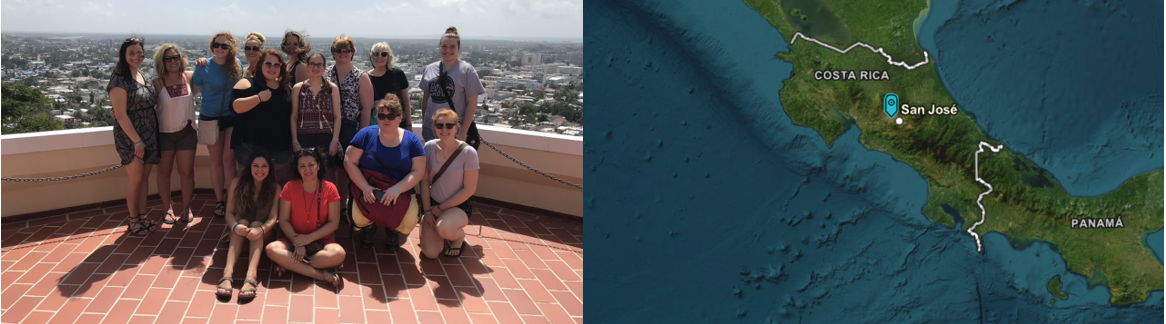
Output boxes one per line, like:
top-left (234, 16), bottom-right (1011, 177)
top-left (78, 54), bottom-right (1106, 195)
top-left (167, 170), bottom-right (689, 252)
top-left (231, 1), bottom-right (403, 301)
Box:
top-left (813, 70), bottom-right (890, 81)
top-left (899, 103), bottom-right (959, 116)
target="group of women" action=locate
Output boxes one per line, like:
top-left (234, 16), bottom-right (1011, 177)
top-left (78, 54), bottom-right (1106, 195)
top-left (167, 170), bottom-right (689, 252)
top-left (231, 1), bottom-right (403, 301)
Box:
top-left (108, 27), bottom-right (485, 300)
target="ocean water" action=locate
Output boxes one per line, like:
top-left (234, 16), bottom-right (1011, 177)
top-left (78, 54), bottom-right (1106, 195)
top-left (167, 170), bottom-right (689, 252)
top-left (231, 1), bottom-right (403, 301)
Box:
top-left (924, 0), bottom-right (1164, 197)
top-left (584, 0), bottom-right (1164, 322)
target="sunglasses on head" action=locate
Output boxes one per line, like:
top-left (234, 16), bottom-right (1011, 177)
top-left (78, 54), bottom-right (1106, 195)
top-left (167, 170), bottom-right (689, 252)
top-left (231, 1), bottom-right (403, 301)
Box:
top-left (433, 123), bottom-right (457, 130)
top-left (377, 113), bottom-right (399, 121)
top-left (244, 46), bottom-right (261, 52)
top-left (373, 52), bottom-right (390, 57)
top-left (212, 42), bottom-right (230, 50)
top-left (162, 55), bottom-right (181, 62)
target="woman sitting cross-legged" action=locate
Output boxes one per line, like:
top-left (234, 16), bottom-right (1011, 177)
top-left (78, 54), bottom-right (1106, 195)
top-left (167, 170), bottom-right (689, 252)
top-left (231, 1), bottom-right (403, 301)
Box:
top-left (265, 148), bottom-right (345, 287)
top-left (216, 151), bottom-right (280, 300)
top-left (419, 109), bottom-right (479, 259)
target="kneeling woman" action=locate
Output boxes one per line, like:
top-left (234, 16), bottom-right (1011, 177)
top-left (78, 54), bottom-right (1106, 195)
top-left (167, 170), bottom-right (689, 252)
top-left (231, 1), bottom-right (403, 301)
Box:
top-left (420, 109), bottom-right (479, 258)
top-left (265, 148), bottom-right (345, 287)
top-left (217, 152), bottom-right (280, 300)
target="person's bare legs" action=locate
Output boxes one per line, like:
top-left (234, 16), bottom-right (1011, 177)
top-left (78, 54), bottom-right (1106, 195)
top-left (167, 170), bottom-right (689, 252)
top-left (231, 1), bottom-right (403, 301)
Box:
top-left (176, 149), bottom-right (196, 221)
top-left (124, 159), bottom-right (149, 234)
top-left (207, 139), bottom-right (226, 203)
top-left (222, 128), bottom-right (237, 180)
top-left (265, 241), bottom-right (345, 286)
top-left (157, 150), bottom-right (176, 222)
top-left (137, 164), bottom-right (152, 217)
top-left (239, 221), bottom-right (267, 297)
top-left (218, 221), bottom-right (246, 295)
top-left (420, 208), bottom-right (469, 258)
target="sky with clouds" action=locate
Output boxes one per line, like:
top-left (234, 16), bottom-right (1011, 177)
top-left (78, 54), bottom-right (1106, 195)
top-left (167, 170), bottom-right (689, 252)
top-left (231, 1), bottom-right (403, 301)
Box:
top-left (1, 0), bottom-right (582, 40)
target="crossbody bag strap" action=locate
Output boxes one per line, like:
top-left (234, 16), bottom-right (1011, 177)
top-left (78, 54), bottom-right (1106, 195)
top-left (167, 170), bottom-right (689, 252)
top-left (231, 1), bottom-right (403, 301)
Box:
top-left (439, 62), bottom-right (456, 114)
top-left (432, 142), bottom-right (467, 183)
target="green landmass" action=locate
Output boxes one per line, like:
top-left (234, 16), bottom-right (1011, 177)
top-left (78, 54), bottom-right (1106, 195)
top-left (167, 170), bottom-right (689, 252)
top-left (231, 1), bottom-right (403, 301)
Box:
top-left (743, 0), bottom-right (1164, 305)
top-left (1047, 275), bottom-right (1069, 300)
top-left (790, 8), bottom-right (809, 21)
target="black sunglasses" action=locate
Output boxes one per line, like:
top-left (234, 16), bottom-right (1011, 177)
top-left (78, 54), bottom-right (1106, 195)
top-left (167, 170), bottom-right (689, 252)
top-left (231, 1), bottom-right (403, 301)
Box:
top-left (212, 42), bottom-right (230, 50)
top-left (373, 52), bottom-right (390, 57)
top-left (244, 46), bottom-right (261, 52)
top-left (263, 62), bottom-right (283, 68)
top-left (162, 55), bottom-right (181, 62)
top-left (377, 113), bottom-right (399, 121)
top-left (333, 49), bottom-right (353, 54)
top-left (433, 123), bottom-right (457, 130)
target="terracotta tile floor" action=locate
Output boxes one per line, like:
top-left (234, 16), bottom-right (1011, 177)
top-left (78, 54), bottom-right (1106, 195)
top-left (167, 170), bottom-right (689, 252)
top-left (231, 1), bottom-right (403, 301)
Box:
top-left (0, 194), bottom-right (583, 324)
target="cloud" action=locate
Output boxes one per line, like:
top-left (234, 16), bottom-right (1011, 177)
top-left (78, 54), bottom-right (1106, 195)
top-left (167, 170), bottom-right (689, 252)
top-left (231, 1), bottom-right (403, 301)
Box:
top-left (428, 0), bottom-right (467, 8)
top-left (215, 3), bottom-right (248, 22)
top-left (375, 2), bottom-right (413, 13)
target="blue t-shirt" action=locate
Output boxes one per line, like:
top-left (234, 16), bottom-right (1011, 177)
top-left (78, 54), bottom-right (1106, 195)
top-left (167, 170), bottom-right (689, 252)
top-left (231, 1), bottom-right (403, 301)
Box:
top-left (350, 126), bottom-right (426, 193)
top-left (192, 57), bottom-right (242, 118)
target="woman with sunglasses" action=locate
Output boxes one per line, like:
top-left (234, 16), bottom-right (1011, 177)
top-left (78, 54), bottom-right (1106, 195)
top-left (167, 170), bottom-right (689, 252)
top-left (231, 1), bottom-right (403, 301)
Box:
top-left (265, 148), bottom-right (344, 288)
top-left (419, 27), bottom-right (484, 142)
top-left (192, 31), bottom-right (245, 218)
top-left (419, 109), bottom-right (479, 258)
top-left (368, 42), bottom-right (411, 132)
top-left (282, 30), bottom-right (311, 85)
top-left (152, 43), bottom-right (199, 224)
top-left (344, 95), bottom-right (425, 250)
top-left (110, 36), bottom-right (161, 235)
top-left (327, 35), bottom-right (375, 216)
top-left (242, 32), bottom-right (266, 75)
top-left (230, 49), bottom-right (294, 184)
top-left (291, 53), bottom-right (342, 176)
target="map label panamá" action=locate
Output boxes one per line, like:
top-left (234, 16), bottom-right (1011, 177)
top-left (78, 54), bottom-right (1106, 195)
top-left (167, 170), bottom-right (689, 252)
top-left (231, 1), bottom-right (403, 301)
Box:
top-left (813, 70), bottom-right (890, 81)
top-left (1070, 216), bottom-right (1124, 229)
top-left (899, 103), bottom-right (959, 116)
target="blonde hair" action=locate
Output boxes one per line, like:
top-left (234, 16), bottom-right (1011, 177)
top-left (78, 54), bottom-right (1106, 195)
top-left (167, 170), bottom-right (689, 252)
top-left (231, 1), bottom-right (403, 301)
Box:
top-left (245, 32), bottom-right (266, 47)
top-left (208, 31), bottom-right (243, 81)
top-left (432, 108), bottom-right (460, 129)
top-left (152, 43), bottom-right (187, 77)
top-left (370, 42), bottom-right (398, 68)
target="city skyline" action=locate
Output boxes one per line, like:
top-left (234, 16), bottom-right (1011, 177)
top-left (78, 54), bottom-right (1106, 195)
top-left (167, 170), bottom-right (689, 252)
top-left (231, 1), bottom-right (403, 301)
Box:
top-left (0, 0), bottom-right (582, 41)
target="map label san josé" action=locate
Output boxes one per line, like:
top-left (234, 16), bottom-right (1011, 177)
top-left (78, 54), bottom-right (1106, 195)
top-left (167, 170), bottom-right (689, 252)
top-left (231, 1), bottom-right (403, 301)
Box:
top-left (900, 103), bottom-right (959, 116)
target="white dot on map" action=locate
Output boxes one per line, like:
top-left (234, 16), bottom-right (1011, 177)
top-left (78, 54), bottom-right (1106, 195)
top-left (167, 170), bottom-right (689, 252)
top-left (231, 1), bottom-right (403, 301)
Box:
top-left (896, 117), bottom-right (903, 125)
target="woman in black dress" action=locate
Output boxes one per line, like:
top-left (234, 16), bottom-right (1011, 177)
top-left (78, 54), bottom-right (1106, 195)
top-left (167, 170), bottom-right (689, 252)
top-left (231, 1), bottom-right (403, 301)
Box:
top-left (110, 36), bottom-right (161, 235)
top-left (367, 42), bottom-right (412, 132)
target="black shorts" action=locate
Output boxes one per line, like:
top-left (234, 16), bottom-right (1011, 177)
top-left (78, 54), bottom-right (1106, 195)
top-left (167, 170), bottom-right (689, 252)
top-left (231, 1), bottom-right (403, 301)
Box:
top-left (431, 198), bottom-right (473, 218)
top-left (298, 133), bottom-right (343, 167)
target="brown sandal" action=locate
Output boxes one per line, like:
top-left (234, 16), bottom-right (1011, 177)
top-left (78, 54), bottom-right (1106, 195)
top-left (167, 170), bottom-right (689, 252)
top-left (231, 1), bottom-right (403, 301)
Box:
top-left (238, 279), bottom-right (259, 300)
top-left (215, 277), bottom-right (233, 299)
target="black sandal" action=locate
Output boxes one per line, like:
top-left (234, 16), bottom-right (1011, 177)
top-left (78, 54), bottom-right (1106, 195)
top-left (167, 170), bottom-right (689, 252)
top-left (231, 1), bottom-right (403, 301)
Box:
top-left (273, 265), bottom-right (286, 278)
top-left (359, 225), bottom-right (377, 249)
top-left (176, 208), bottom-right (194, 223)
top-left (162, 209), bottom-right (178, 225)
top-left (443, 240), bottom-right (467, 258)
top-left (126, 215), bottom-right (151, 236)
top-left (215, 277), bottom-right (233, 299)
top-left (214, 201), bottom-right (226, 218)
top-left (238, 279), bottom-right (259, 300)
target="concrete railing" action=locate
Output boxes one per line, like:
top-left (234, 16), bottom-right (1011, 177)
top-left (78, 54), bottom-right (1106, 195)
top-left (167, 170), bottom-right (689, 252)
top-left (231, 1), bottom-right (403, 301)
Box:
top-left (1, 125), bottom-right (582, 217)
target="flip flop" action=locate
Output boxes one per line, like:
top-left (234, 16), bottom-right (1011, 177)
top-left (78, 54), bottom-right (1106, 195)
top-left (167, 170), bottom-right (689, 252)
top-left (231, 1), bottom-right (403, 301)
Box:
top-left (443, 240), bottom-right (468, 258)
top-left (162, 210), bottom-right (178, 225)
top-left (176, 208), bottom-right (194, 223)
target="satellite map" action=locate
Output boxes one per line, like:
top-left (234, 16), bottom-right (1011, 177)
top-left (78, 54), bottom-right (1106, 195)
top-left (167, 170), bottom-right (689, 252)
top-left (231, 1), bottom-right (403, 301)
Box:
top-left (587, 0), bottom-right (1164, 322)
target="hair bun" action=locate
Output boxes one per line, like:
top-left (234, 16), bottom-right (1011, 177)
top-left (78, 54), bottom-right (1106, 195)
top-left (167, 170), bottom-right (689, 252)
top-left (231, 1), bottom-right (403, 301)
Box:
top-left (445, 27), bottom-right (458, 35)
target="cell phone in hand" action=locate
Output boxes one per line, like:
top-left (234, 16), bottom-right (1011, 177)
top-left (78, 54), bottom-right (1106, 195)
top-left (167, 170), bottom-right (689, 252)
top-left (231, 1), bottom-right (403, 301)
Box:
top-left (373, 189), bottom-right (385, 201)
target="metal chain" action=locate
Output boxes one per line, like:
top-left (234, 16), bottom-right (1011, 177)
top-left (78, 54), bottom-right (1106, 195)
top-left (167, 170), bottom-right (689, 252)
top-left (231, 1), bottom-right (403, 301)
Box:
top-left (481, 138), bottom-right (583, 190)
top-left (2, 163), bottom-right (126, 182)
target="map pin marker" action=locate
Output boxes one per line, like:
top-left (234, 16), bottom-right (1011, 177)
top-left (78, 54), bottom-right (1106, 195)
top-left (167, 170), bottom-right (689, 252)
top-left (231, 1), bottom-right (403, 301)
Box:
top-left (884, 93), bottom-right (899, 119)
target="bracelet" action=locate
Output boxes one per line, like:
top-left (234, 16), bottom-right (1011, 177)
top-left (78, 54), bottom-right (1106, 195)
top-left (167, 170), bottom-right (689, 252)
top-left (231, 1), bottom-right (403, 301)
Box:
top-left (133, 141), bottom-right (143, 147)
top-left (389, 186), bottom-right (400, 195)
top-left (293, 142), bottom-right (301, 147)
top-left (423, 210), bottom-right (432, 216)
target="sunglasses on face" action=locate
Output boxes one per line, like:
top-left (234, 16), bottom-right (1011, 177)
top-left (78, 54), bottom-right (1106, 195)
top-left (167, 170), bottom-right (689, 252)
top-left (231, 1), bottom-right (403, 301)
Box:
top-left (433, 123), bottom-right (457, 130)
top-left (263, 62), bottom-right (283, 68)
top-left (162, 55), bottom-right (181, 62)
top-left (308, 62), bottom-right (325, 68)
top-left (212, 42), bottom-right (230, 50)
top-left (244, 46), bottom-right (261, 52)
top-left (333, 49), bottom-right (353, 55)
top-left (373, 52), bottom-right (390, 57)
top-left (377, 113), bottom-right (399, 121)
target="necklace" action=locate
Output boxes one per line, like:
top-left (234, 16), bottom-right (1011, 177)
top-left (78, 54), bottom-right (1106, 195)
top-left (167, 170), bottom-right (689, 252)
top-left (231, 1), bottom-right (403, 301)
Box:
top-left (300, 180), bottom-right (318, 227)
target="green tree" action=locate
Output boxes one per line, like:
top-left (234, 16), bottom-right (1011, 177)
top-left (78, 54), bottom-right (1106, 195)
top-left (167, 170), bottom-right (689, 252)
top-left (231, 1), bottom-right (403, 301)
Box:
top-left (2, 84), bottom-right (65, 134)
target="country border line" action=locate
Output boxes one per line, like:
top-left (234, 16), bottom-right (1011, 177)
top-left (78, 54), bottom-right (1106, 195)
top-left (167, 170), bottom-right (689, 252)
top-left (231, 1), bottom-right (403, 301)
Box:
top-left (788, 32), bottom-right (931, 70)
top-left (970, 141), bottom-right (1004, 252)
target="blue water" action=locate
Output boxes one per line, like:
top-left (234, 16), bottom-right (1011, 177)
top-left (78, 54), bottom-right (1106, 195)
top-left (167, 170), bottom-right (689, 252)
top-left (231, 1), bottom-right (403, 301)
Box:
top-left (920, 0), bottom-right (1164, 197)
top-left (1147, 228), bottom-right (1165, 265)
top-left (585, 0), bottom-right (1164, 322)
